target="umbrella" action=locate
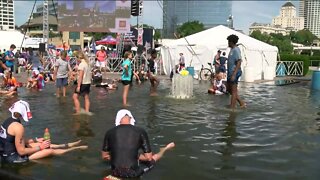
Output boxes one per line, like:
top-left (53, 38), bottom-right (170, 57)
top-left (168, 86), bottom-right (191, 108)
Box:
top-left (96, 35), bottom-right (117, 45)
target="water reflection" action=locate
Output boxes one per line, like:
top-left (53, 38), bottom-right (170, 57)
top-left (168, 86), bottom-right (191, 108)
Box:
top-left (144, 99), bottom-right (161, 134)
top-left (72, 115), bottom-right (95, 138)
top-left (217, 112), bottom-right (238, 170)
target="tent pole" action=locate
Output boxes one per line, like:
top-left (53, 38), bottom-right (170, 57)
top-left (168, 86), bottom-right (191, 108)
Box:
top-left (183, 37), bottom-right (202, 67)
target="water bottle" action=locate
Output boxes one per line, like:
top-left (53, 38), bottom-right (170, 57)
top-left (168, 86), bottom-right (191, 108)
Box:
top-left (43, 128), bottom-right (51, 141)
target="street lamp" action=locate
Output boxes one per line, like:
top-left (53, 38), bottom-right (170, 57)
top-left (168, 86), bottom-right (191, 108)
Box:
top-left (227, 15), bottom-right (234, 29)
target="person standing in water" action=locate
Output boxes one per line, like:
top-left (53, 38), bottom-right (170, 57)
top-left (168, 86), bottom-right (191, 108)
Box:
top-left (121, 51), bottom-right (133, 107)
top-left (147, 49), bottom-right (160, 96)
top-left (73, 52), bottom-right (92, 115)
top-left (226, 34), bottom-right (246, 109)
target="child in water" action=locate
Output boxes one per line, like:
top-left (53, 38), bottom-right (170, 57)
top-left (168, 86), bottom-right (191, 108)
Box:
top-left (26, 69), bottom-right (44, 90)
top-left (208, 72), bottom-right (226, 95)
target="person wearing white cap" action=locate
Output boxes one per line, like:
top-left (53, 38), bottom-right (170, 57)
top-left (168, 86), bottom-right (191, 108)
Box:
top-left (0, 100), bottom-right (88, 164)
top-left (101, 109), bottom-right (175, 178)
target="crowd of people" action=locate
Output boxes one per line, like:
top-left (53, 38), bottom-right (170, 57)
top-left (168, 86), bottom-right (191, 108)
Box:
top-left (0, 34), bottom-right (246, 179)
top-left (0, 42), bottom-right (175, 179)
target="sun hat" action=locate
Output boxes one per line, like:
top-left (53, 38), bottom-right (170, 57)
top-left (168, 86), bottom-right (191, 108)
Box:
top-left (115, 109), bottom-right (135, 126)
top-left (9, 100), bottom-right (32, 122)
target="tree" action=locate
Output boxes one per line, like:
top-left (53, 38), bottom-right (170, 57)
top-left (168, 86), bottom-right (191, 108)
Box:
top-left (291, 29), bottom-right (318, 45)
top-left (250, 30), bottom-right (270, 42)
top-left (250, 30), bottom-right (293, 53)
top-left (154, 29), bottom-right (161, 41)
top-left (176, 21), bottom-right (205, 38)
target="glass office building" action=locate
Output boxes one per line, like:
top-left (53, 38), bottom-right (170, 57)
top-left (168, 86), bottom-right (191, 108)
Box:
top-left (163, 1), bottom-right (232, 38)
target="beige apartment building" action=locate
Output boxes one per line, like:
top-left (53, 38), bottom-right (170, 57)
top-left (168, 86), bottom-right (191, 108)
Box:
top-left (272, 2), bottom-right (304, 31)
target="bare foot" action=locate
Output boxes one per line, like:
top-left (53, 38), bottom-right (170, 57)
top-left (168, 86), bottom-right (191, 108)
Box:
top-left (78, 145), bottom-right (88, 150)
top-left (240, 103), bottom-right (247, 109)
top-left (165, 142), bottom-right (175, 150)
top-left (68, 140), bottom-right (82, 147)
top-left (72, 112), bottom-right (81, 116)
top-left (85, 111), bottom-right (94, 116)
top-left (150, 93), bottom-right (158, 96)
top-left (123, 103), bottom-right (131, 107)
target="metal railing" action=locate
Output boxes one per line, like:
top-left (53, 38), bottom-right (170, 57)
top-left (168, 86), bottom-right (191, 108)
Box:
top-left (276, 61), bottom-right (303, 76)
top-left (310, 60), bottom-right (320, 67)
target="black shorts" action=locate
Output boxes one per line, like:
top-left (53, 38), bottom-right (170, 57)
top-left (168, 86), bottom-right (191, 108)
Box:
top-left (112, 160), bottom-right (156, 178)
top-left (122, 80), bottom-right (131, 86)
top-left (1, 153), bottom-right (29, 164)
top-left (74, 84), bottom-right (91, 96)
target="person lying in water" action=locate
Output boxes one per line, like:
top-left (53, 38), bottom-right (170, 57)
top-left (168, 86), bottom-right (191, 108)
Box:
top-left (0, 100), bottom-right (88, 164)
top-left (101, 109), bottom-right (175, 179)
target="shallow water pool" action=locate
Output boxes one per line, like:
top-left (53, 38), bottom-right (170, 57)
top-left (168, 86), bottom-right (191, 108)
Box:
top-left (0, 79), bottom-right (320, 180)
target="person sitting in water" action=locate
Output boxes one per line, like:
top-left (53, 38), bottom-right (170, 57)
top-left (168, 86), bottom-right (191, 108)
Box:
top-left (1, 70), bottom-right (21, 96)
top-left (208, 72), bottom-right (227, 95)
top-left (26, 70), bottom-right (44, 90)
top-left (92, 68), bottom-right (103, 85)
top-left (102, 109), bottom-right (175, 179)
top-left (0, 100), bottom-right (88, 164)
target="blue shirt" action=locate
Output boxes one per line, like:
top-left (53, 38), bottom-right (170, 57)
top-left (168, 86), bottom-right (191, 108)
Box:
top-left (121, 59), bottom-right (132, 81)
top-left (227, 46), bottom-right (242, 77)
top-left (5, 51), bottom-right (14, 67)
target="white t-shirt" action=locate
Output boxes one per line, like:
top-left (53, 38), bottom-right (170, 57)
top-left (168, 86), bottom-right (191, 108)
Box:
top-left (78, 60), bottom-right (91, 84)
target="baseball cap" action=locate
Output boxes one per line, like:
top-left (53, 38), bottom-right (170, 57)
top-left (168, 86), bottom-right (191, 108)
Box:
top-left (9, 100), bottom-right (32, 122)
top-left (115, 109), bottom-right (135, 126)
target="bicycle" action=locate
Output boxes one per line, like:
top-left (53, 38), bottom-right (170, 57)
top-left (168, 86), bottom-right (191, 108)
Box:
top-left (199, 62), bottom-right (216, 81)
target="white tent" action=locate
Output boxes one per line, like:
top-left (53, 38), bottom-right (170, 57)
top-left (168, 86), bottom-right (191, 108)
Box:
top-left (160, 25), bottom-right (279, 82)
top-left (0, 30), bottom-right (27, 51)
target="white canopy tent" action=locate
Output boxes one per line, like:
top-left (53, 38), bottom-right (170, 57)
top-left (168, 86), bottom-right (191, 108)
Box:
top-left (160, 25), bottom-right (279, 82)
top-left (0, 30), bottom-right (27, 51)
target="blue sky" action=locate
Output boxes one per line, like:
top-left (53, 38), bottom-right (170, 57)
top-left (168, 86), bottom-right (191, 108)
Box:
top-left (14, 1), bottom-right (299, 34)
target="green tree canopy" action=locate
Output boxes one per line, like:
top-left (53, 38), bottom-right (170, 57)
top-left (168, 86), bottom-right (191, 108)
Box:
top-left (176, 21), bottom-right (205, 38)
top-left (291, 29), bottom-right (318, 45)
top-left (250, 30), bottom-right (293, 53)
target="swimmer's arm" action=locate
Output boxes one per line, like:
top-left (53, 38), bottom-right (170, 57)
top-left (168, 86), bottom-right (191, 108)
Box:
top-left (53, 65), bottom-right (59, 80)
top-left (77, 69), bottom-right (84, 86)
top-left (123, 64), bottom-right (128, 76)
top-left (139, 152), bottom-right (153, 161)
top-left (14, 124), bottom-right (44, 155)
top-left (101, 151), bottom-right (110, 161)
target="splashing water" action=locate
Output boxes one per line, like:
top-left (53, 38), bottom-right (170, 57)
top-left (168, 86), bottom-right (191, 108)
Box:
top-left (171, 74), bottom-right (193, 99)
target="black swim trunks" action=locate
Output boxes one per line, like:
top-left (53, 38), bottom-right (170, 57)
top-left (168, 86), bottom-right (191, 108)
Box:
top-left (122, 80), bottom-right (131, 86)
top-left (112, 160), bottom-right (156, 178)
top-left (75, 84), bottom-right (90, 96)
top-left (1, 152), bottom-right (29, 164)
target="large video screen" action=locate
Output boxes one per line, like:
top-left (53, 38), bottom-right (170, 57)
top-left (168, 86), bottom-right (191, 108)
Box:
top-left (58, 1), bottom-right (131, 33)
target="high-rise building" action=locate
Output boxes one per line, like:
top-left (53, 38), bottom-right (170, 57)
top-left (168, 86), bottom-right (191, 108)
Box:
top-left (272, 1), bottom-right (304, 31)
top-left (0, 0), bottom-right (15, 30)
top-left (299, 0), bottom-right (320, 38)
top-left (162, 1), bottom-right (232, 38)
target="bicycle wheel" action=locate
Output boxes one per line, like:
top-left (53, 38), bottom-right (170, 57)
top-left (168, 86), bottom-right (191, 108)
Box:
top-left (200, 68), bottom-right (212, 81)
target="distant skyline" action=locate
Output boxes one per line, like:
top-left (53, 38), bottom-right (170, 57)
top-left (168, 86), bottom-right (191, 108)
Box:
top-left (14, 1), bottom-right (299, 34)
